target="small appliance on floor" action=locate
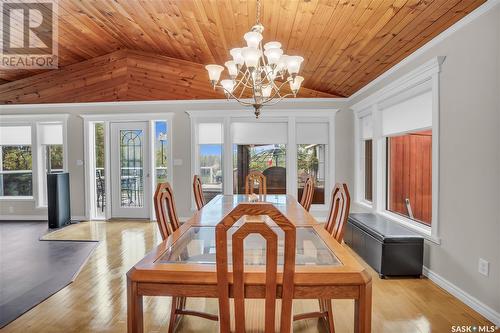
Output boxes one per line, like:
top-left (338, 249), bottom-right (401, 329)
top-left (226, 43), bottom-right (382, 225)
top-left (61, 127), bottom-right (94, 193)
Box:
top-left (47, 172), bottom-right (71, 228)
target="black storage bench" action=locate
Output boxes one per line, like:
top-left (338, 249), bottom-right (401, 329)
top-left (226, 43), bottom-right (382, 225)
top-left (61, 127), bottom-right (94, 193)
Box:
top-left (344, 213), bottom-right (424, 278)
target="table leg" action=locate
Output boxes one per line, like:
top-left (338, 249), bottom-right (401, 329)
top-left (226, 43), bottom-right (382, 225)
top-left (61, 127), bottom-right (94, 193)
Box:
top-left (127, 277), bottom-right (144, 333)
top-left (354, 281), bottom-right (372, 333)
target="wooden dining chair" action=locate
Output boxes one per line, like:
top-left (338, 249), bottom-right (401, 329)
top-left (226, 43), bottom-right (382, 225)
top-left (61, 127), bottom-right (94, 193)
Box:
top-left (216, 203), bottom-right (296, 333)
top-left (153, 182), bottom-right (218, 332)
top-left (245, 170), bottom-right (267, 195)
top-left (299, 176), bottom-right (315, 212)
top-left (293, 182), bottom-right (351, 332)
top-left (192, 174), bottom-right (205, 211)
top-left (325, 183), bottom-right (351, 242)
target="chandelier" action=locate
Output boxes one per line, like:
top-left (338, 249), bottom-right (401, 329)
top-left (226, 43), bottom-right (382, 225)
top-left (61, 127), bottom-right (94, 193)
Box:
top-left (204, 0), bottom-right (304, 118)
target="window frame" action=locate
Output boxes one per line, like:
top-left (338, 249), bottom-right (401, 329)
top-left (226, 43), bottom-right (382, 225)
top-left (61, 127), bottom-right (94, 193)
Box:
top-left (0, 114), bottom-right (69, 208)
top-left (352, 57), bottom-right (443, 244)
top-left (187, 111), bottom-right (337, 216)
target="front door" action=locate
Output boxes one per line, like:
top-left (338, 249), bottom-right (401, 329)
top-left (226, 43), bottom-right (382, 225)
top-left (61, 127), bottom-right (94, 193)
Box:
top-left (110, 122), bottom-right (150, 218)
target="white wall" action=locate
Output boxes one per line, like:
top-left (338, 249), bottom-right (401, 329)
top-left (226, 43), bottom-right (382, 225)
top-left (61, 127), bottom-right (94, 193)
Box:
top-left (348, 3), bottom-right (500, 321)
top-left (0, 99), bottom-right (347, 219)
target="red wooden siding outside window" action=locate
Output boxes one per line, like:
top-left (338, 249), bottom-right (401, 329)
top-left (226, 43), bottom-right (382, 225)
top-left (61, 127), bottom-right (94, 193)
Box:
top-left (387, 130), bottom-right (432, 225)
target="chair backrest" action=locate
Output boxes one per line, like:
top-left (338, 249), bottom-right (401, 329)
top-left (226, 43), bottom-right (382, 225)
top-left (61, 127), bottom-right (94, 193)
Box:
top-left (192, 175), bottom-right (205, 211)
top-left (153, 182), bottom-right (180, 240)
top-left (299, 176), bottom-right (315, 212)
top-left (245, 171), bottom-right (267, 195)
top-left (325, 183), bottom-right (351, 242)
top-left (216, 203), bottom-right (296, 333)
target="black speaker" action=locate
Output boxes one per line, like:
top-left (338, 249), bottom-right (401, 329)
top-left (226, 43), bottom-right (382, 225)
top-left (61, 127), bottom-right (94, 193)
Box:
top-left (47, 172), bottom-right (71, 228)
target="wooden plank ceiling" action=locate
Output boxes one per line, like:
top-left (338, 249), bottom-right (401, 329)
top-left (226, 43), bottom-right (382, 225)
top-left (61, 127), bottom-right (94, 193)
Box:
top-left (0, 0), bottom-right (486, 101)
top-left (0, 49), bottom-right (331, 104)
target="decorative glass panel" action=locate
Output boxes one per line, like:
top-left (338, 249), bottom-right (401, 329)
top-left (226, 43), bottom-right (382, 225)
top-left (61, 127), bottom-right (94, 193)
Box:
top-left (120, 130), bottom-right (144, 208)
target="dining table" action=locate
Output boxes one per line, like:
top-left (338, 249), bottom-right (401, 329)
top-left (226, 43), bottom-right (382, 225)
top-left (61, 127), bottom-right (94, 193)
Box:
top-left (127, 194), bottom-right (372, 332)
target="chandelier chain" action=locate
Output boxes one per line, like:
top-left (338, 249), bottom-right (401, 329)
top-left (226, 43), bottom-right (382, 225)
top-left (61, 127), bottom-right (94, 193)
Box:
top-left (256, 0), bottom-right (261, 24)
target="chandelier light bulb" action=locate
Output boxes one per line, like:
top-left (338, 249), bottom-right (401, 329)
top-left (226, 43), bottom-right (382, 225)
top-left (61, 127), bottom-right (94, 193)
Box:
top-left (264, 41), bottom-right (281, 50)
top-left (262, 85), bottom-right (273, 98)
top-left (205, 64), bottom-right (224, 85)
top-left (220, 79), bottom-right (235, 94)
top-left (286, 56), bottom-right (304, 75)
top-left (241, 47), bottom-right (262, 69)
top-left (289, 75), bottom-right (304, 94)
top-left (230, 48), bottom-right (244, 66)
top-left (264, 48), bottom-right (283, 66)
top-left (244, 31), bottom-right (263, 48)
top-left (224, 60), bottom-right (238, 78)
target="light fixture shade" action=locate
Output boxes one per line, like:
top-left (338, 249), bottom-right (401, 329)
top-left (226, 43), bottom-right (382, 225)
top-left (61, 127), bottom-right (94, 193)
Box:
top-left (221, 79), bottom-right (235, 94)
top-left (230, 48), bottom-right (244, 66)
top-left (276, 55), bottom-right (289, 72)
top-left (244, 31), bottom-right (263, 48)
top-left (286, 56), bottom-right (304, 75)
top-left (289, 75), bottom-right (304, 93)
top-left (225, 60), bottom-right (238, 77)
top-left (264, 48), bottom-right (283, 66)
top-left (205, 64), bottom-right (224, 83)
top-left (262, 85), bottom-right (273, 98)
top-left (241, 47), bottom-right (262, 69)
top-left (264, 41), bottom-right (281, 50)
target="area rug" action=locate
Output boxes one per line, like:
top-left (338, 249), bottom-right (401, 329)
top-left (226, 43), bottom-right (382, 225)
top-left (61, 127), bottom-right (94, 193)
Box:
top-left (0, 221), bottom-right (98, 328)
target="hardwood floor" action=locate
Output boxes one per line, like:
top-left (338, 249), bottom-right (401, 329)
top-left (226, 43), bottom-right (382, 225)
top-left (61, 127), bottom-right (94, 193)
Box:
top-left (1, 221), bottom-right (492, 333)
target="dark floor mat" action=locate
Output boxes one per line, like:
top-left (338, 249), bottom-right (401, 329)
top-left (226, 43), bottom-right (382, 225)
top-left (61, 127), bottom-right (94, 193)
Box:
top-left (0, 221), bottom-right (98, 328)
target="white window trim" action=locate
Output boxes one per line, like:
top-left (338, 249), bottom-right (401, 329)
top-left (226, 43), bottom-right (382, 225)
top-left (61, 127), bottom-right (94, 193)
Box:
top-left (351, 57), bottom-right (444, 244)
top-left (81, 112), bottom-right (174, 220)
top-left (187, 109), bottom-right (338, 216)
top-left (0, 114), bottom-right (69, 206)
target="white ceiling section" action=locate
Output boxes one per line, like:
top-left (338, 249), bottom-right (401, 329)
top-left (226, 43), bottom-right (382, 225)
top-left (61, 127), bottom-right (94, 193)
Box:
top-left (232, 122), bottom-right (288, 145)
top-left (0, 125), bottom-right (32, 145)
top-left (198, 123), bottom-right (223, 144)
top-left (296, 123), bottom-right (329, 144)
top-left (382, 89), bottom-right (433, 136)
top-left (39, 123), bottom-right (63, 145)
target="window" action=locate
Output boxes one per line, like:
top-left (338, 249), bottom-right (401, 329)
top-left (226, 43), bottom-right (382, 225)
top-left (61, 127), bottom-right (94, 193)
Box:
top-left (296, 122), bottom-right (328, 205)
top-left (198, 123), bottom-right (223, 202)
top-left (363, 140), bottom-right (373, 202)
top-left (233, 144), bottom-right (286, 194)
top-left (94, 122), bottom-right (105, 217)
top-left (297, 144), bottom-right (325, 204)
top-left (387, 130), bottom-right (432, 225)
top-left (39, 123), bottom-right (64, 206)
top-left (155, 121), bottom-right (169, 185)
top-left (0, 126), bottom-right (33, 197)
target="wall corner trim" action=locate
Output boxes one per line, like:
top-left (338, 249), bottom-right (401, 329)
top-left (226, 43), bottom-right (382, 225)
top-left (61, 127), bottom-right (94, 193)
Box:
top-left (423, 266), bottom-right (500, 326)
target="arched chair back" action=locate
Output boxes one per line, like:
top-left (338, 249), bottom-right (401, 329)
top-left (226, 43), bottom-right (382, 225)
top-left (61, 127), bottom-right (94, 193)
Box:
top-left (325, 183), bottom-right (351, 242)
top-left (193, 175), bottom-right (205, 211)
top-left (299, 176), bottom-right (315, 212)
top-left (153, 182), bottom-right (180, 240)
top-left (245, 171), bottom-right (267, 195)
top-left (216, 203), bottom-right (296, 333)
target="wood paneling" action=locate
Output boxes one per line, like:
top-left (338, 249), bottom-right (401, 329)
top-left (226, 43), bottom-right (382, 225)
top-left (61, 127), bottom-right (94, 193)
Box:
top-left (0, 0), bottom-right (485, 98)
top-left (0, 49), bottom-right (333, 104)
top-left (388, 131), bottom-right (432, 224)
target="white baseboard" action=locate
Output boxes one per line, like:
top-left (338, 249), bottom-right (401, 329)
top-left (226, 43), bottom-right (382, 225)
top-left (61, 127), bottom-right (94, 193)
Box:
top-left (423, 266), bottom-right (500, 326)
top-left (0, 215), bottom-right (88, 221)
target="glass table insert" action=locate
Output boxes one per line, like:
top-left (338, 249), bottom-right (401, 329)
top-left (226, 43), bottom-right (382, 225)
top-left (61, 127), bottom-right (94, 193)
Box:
top-left (157, 226), bottom-right (341, 266)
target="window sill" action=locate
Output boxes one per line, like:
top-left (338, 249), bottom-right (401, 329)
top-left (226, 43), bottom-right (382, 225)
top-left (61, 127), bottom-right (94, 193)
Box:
top-left (355, 200), bottom-right (373, 211)
top-left (0, 196), bottom-right (35, 202)
top-left (378, 211), bottom-right (441, 245)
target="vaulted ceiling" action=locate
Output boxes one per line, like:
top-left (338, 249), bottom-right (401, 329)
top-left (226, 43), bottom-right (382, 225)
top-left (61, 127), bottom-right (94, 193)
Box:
top-left (0, 0), bottom-right (486, 100)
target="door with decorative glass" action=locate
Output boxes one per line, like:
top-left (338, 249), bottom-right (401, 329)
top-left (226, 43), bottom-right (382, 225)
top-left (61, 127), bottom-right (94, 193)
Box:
top-left (110, 122), bottom-right (150, 218)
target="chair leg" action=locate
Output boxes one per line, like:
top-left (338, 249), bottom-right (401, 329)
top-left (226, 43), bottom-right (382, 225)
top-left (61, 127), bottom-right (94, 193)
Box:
top-left (321, 299), bottom-right (335, 333)
top-left (168, 296), bottom-right (185, 333)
